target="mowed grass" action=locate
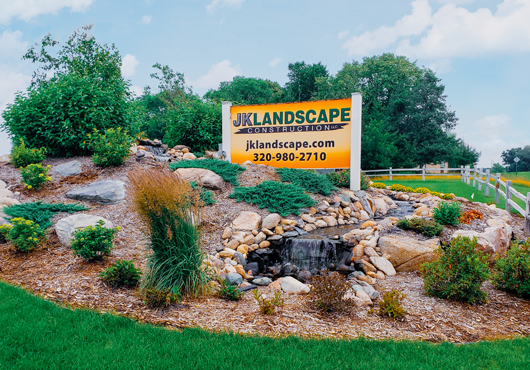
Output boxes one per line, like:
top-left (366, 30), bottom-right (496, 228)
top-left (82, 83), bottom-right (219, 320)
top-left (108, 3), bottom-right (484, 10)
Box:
top-left (1, 281), bottom-right (530, 369)
top-left (370, 177), bottom-right (530, 213)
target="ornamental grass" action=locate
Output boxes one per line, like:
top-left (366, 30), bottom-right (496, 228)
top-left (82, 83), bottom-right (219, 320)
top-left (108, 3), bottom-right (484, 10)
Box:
top-left (128, 169), bottom-right (210, 297)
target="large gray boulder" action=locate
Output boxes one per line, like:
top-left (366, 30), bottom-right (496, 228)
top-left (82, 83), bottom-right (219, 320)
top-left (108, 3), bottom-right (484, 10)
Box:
top-left (66, 180), bottom-right (126, 204)
top-left (378, 235), bottom-right (439, 272)
top-left (52, 160), bottom-right (82, 177)
top-left (55, 214), bottom-right (114, 247)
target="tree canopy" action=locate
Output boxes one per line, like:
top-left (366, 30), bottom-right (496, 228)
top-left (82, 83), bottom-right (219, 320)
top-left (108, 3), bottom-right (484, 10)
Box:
top-left (501, 145), bottom-right (530, 172)
top-left (204, 76), bottom-right (283, 105)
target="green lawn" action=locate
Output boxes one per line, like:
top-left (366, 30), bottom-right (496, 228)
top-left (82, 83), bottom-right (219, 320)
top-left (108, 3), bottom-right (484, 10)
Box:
top-left (1, 281), bottom-right (529, 369)
top-left (374, 178), bottom-right (529, 214)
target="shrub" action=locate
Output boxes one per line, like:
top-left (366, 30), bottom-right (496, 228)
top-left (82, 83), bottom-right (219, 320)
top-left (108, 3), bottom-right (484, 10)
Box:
top-left (142, 288), bottom-right (181, 308)
top-left (459, 210), bottom-right (483, 224)
top-left (371, 182), bottom-right (387, 189)
top-left (326, 170), bottom-right (369, 190)
top-left (396, 218), bottom-right (444, 237)
top-left (99, 260), bottom-right (142, 288)
top-left (430, 191), bottom-right (442, 197)
top-left (441, 193), bottom-right (454, 200)
top-left (378, 290), bottom-right (407, 319)
top-left (421, 236), bottom-right (490, 304)
top-left (217, 279), bottom-right (243, 301)
top-left (253, 290), bottom-right (284, 315)
top-left (311, 272), bottom-right (351, 312)
top-left (3, 201), bottom-right (89, 229)
top-left (190, 181), bottom-right (215, 206)
top-left (170, 159), bottom-right (245, 186)
top-left (492, 238), bottom-right (530, 297)
top-left (389, 184), bottom-right (414, 193)
top-left (0, 224), bottom-right (13, 244)
top-left (414, 187), bottom-right (430, 194)
top-left (85, 127), bottom-right (135, 167)
top-left (276, 168), bottom-right (335, 196)
top-left (229, 181), bottom-right (316, 217)
top-left (5, 218), bottom-right (46, 252)
top-left (10, 139), bottom-right (46, 167)
top-left (20, 164), bottom-right (52, 190)
top-left (129, 169), bottom-right (210, 297)
top-left (433, 201), bottom-right (461, 225)
top-left (71, 220), bottom-right (119, 261)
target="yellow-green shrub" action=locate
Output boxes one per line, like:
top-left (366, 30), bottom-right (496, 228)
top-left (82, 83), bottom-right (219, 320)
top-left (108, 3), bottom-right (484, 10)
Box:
top-left (371, 182), bottom-right (387, 189)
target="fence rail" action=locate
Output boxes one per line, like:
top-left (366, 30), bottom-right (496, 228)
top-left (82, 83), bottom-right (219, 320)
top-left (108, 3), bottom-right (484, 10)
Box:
top-left (364, 165), bottom-right (530, 235)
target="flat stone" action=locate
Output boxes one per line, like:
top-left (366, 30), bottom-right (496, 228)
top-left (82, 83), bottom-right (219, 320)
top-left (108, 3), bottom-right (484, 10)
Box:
top-left (52, 160), bottom-right (81, 177)
top-left (282, 231), bottom-right (299, 238)
top-left (315, 220), bottom-right (328, 228)
top-left (66, 180), bottom-right (126, 205)
top-left (262, 213), bottom-right (281, 229)
top-left (174, 168), bottom-right (224, 190)
top-left (322, 216), bottom-right (337, 226)
top-left (370, 256), bottom-right (396, 276)
top-left (252, 277), bottom-right (273, 286)
top-left (55, 214), bottom-right (114, 247)
top-left (378, 235), bottom-right (439, 272)
top-left (267, 235), bottom-right (283, 242)
top-left (0, 197), bottom-right (20, 206)
top-left (364, 246), bottom-right (378, 257)
top-left (232, 212), bottom-right (261, 231)
top-left (281, 276), bottom-right (310, 294)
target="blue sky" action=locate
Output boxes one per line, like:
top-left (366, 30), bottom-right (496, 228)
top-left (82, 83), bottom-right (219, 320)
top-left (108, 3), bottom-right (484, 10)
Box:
top-left (1, 0), bottom-right (529, 168)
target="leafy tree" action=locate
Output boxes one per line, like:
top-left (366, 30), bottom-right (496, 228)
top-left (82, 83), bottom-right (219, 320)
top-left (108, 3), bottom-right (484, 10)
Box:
top-left (1, 25), bottom-right (134, 157)
top-left (501, 145), bottom-right (530, 172)
top-left (284, 61), bottom-right (328, 102)
top-left (491, 163), bottom-right (506, 173)
top-left (204, 76), bottom-right (283, 105)
top-left (315, 53), bottom-right (474, 169)
top-left (447, 136), bottom-right (480, 168)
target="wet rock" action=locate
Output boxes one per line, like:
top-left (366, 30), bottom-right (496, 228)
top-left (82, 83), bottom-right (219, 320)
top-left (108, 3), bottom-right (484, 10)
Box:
top-left (245, 262), bottom-right (259, 276)
top-left (281, 263), bottom-right (299, 276)
top-left (282, 231), bottom-right (299, 238)
top-left (296, 270), bottom-right (312, 283)
top-left (233, 251), bottom-right (247, 266)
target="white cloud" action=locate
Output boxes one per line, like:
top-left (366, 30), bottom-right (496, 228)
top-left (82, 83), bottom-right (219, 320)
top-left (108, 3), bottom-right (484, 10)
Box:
top-left (268, 58), bottom-right (282, 68)
top-left (0, 0), bottom-right (93, 25)
top-left (121, 54), bottom-right (139, 78)
top-left (337, 30), bottom-right (349, 40)
top-left (207, 0), bottom-right (245, 12)
top-left (0, 30), bottom-right (28, 61)
top-left (190, 60), bottom-right (241, 90)
top-left (140, 15), bottom-right (152, 24)
top-left (437, 0), bottom-right (474, 4)
top-left (342, 0), bottom-right (530, 63)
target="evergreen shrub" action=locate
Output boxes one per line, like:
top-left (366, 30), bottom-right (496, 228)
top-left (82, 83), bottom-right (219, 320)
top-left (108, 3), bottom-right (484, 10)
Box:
top-left (396, 218), bottom-right (444, 237)
top-left (433, 201), bottom-right (461, 225)
top-left (3, 201), bottom-right (89, 229)
top-left (276, 167), bottom-right (335, 195)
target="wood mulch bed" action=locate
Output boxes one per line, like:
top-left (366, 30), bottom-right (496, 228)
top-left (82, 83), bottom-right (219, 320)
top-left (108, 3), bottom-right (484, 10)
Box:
top-left (1, 157), bottom-right (529, 343)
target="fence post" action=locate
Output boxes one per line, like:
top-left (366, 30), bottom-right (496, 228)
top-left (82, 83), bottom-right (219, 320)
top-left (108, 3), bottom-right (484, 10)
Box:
top-left (478, 168), bottom-right (482, 191)
top-left (389, 167), bottom-right (392, 181)
top-left (525, 192), bottom-right (530, 235)
top-left (473, 168), bottom-right (476, 187)
top-left (422, 165), bottom-right (425, 181)
top-left (466, 165), bottom-right (471, 185)
top-left (506, 180), bottom-right (512, 212)
top-left (460, 165), bottom-right (464, 181)
top-left (485, 169), bottom-right (490, 197)
top-left (495, 173), bottom-right (500, 204)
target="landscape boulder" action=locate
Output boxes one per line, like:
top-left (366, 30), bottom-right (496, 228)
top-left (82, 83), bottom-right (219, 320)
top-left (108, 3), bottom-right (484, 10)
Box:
top-left (52, 160), bottom-right (82, 177)
top-left (55, 214), bottom-right (114, 247)
top-left (378, 235), bottom-right (439, 272)
top-left (232, 211), bottom-right (261, 231)
top-left (174, 168), bottom-right (224, 190)
top-left (66, 180), bottom-right (126, 204)
top-left (281, 276), bottom-right (310, 294)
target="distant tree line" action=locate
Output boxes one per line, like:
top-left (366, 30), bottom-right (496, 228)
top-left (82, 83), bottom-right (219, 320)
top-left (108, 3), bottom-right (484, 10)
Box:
top-left (1, 26), bottom-right (479, 169)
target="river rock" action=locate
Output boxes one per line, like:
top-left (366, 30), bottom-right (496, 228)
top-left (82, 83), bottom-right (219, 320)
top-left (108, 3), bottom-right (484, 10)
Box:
top-left (52, 160), bottom-right (81, 177)
top-left (370, 256), bottom-right (396, 276)
top-left (55, 214), bottom-right (114, 247)
top-left (0, 180), bottom-right (6, 189)
top-left (232, 211), bottom-right (261, 231)
top-left (221, 227), bottom-right (232, 239)
top-left (281, 276), bottom-right (310, 294)
top-left (262, 213), bottom-right (281, 229)
top-left (252, 277), bottom-right (273, 286)
top-left (0, 197), bottom-right (20, 206)
top-left (373, 198), bottom-right (390, 216)
top-left (66, 180), bottom-right (126, 204)
top-left (355, 289), bottom-right (373, 306)
top-left (0, 189), bottom-right (13, 198)
top-left (225, 273), bottom-right (243, 286)
top-left (182, 153), bottom-right (197, 160)
top-left (174, 168), bottom-right (224, 190)
top-left (315, 220), bottom-right (328, 228)
top-left (378, 235), bottom-right (439, 272)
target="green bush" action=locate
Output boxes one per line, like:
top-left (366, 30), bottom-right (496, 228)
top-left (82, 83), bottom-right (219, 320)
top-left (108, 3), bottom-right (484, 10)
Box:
top-left (371, 182), bottom-right (387, 189)
top-left (71, 220), bottom-right (119, 261)
top-left (253, 290), bottom-right (284, 315)
top-left (378, 290), bottom-right (407, 319)
top-left (276, 168), bottom-right (335, 196)
top-left (129, 169), bottom-right (210, 297)
top-left (190, 181), bottom-right (215, 206)
top-left (20, 164), bottom-right (52, 190)
top-left (311, 272), bottom-right (351, 312)
top-left (492, 238), bottom-right (530, 297)
top-left (86, 127), bottom-right (135, 167)
top-left (229, 181), bottom-right (316, 217)
top-left (396, 218), bottom-right (444, 237)
top-left (217, 279), bottom-right (244, 301)
top-left (5, 217), bottom-right (46, 252)
top-left (3, 201), bottom-right (89, 229)
top-left (326, 170), bottom-right (369, 190)
top-left (441, 193), bottom-right (454, 200)
top-left (9, 139), bottom-right (46, 167)
top-left (170, 159), bottom-right (245, 186)
top-left (414, 187), bottom-right (430, 194)
top-left (421, 236), bottom-right (490, 304)
top-left (99, 260), bottom-right (142, 288)
top-left (142, 288), bottom-right (181, 308)
top-left (433, 201), bottom-right (461, 225)
top-left (389, 184), bottom-right (414, 192)
top-left (0, 224), bottom-right (11, 243)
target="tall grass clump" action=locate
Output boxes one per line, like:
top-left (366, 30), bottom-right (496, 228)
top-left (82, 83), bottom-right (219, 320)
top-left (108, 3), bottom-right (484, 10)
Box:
top-left (128, 169), bottom-right (210, 297)
top-left (276, 168), bottom-right (335, 196)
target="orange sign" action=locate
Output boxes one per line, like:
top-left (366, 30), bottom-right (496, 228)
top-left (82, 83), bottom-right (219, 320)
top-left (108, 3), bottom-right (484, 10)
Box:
top-left (229, 99), bottom-right (352, 169)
